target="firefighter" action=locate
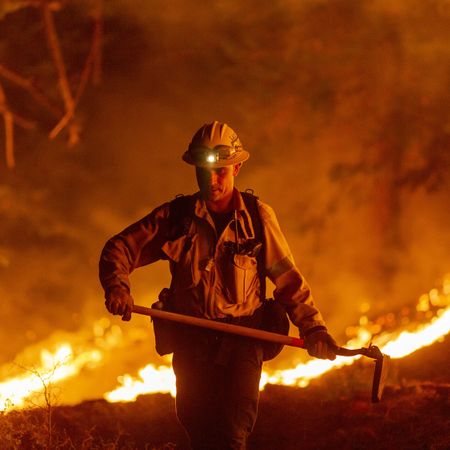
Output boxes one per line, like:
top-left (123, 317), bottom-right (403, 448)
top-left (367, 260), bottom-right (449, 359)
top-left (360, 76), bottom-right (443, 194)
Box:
top-left (99, 121), bottom-right (337, 450)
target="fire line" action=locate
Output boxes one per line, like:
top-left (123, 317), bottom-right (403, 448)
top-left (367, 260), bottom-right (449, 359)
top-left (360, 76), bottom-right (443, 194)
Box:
top-left (0, 274), bottom-right (449, 412)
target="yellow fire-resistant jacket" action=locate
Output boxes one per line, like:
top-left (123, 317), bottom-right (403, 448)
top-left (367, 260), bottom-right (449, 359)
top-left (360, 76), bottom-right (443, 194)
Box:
top-left (99, 189), bottom-right (326, 335)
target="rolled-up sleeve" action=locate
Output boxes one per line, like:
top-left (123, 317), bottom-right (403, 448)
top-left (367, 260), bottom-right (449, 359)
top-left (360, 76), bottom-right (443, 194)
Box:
top-left (258, 201), bottom-right (326, 334)
top-left (99, 203), bottom-right (170, 295)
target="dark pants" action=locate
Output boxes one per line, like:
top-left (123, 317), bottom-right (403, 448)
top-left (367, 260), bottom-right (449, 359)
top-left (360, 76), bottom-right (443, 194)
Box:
top-left (173, 330), bottom-right (264, 450)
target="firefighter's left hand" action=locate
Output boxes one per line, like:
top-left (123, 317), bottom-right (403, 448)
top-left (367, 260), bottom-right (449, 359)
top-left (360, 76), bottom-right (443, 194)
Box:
top-left (305, 329), bottom-right (337, 360)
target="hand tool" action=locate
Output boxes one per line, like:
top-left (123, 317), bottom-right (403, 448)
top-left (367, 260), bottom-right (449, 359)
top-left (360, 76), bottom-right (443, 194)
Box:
top-left (132, 304), bottom-right (390, 402)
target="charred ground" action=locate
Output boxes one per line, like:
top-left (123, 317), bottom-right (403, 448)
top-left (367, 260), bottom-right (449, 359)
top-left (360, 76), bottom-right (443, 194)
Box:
top-left (2, 335), bottom-right (449, 450)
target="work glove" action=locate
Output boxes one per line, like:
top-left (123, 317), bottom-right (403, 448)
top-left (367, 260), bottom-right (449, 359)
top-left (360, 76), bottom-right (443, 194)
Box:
top-left (304, 328), bottom-right (337, 360)
top-left (105, 286), bottom-right (134, 321)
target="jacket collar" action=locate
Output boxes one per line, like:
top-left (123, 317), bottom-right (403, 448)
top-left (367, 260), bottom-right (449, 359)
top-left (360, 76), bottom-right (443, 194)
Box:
top-left (193, 188), bottom-right (255, 239)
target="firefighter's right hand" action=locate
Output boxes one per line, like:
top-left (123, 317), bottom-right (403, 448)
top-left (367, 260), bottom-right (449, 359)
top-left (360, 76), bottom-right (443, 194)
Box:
top-left (105, 286), bottom-right (134, 321)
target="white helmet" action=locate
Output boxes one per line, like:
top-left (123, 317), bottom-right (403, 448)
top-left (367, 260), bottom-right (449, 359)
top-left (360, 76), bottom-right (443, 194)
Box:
top-left (183, 121), bottom-right (249, 168)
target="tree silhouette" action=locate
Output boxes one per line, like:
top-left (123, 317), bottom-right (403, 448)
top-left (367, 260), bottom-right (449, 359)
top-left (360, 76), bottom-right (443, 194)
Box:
top-left (0, 0), bottom-right (103, 168)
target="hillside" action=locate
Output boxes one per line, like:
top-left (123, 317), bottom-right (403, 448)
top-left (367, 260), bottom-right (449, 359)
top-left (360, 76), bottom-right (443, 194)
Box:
top-left (2, 335), bottom-right (449, 449)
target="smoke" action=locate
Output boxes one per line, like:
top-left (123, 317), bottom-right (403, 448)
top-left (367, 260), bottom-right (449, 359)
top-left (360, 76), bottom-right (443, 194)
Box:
top-left (0, 0), bottom-right (449, 371)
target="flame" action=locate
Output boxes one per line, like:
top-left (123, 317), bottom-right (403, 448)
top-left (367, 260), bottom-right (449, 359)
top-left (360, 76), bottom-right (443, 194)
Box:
top-left (1, 275), bottom-right (449, 411)
top-left (379, 308), bottom-right (450, 358)
top-left (104, 364), bottom-right (176, 402)
top-left (0, 317), bottom-right (132, 412)
top-left (104, 274), bottom-right (450, 402)
top-left (0, 343), bottom-right (102, 411)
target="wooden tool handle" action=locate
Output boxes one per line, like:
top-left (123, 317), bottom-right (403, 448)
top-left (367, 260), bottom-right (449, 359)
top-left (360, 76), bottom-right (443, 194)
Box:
top-left (132, 304), bottom-right (305, 348)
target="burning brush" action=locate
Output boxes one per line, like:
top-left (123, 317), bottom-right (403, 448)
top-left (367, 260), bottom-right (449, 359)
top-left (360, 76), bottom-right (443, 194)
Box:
top-left (132, 305), bottom-right (390, 402)
top-left (2, 276), bottom-right (448, 412)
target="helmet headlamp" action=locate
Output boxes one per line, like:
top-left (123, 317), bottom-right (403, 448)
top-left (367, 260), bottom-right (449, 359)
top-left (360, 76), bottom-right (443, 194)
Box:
top-left (206, 153), bottom-right (219, 163)
top-left (183, 121), bottom-right (250, 167)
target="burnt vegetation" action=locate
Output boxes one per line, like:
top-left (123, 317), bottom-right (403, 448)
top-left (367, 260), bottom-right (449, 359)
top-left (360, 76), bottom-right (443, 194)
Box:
top-left (1, 336), bottom-right (449, 449)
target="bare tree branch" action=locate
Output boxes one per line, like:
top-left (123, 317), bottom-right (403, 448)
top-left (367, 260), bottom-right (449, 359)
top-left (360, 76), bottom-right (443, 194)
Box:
top-left (0, 105), bottom-right (36, 130)
top-left (50, 0), bottom-right (103, 142)
top-left (14, 361), bottom-right (64, 449)
top-left (76, 0), bottom-right (104, 101)
top-left (1, 0), bottom-right (103, 162)
top-left (0, 64), bottom-right (62, 117)
top-left (3, 113), bottom-right (14, 169)
top-left (0, 81), bottom-right (15, 169)
top-left (48, 109), bottom-right (72, 140)
top-left (0, 78), bottom-right (36, 170)
top-left (40, 0), bottom-right (75, 139)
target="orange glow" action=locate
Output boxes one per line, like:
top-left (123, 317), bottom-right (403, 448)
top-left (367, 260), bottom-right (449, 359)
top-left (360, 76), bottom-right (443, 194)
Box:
top-left (1, 275), bottom-right (449, 411)
top-left (104, 274), bottom-right (450, 402)
top-left (0, 343), bottom-right (102, 411)
top-left (104, 364), bottom-right (176, 402)
top-left (0, 317), bottom-right (126, 412)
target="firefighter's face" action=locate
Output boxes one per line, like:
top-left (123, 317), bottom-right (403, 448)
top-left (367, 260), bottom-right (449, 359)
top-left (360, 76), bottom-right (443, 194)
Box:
top-left (196, 164), bottom-right (241, 203)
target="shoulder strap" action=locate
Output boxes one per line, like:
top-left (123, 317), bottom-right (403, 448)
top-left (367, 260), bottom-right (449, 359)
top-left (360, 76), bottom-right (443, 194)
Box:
top-left (168, 192), bottom-right (267, 301)
top-left (241, 190), bottom-right (266, 302)
top-left (167, 195), bottom-right (193, 241)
